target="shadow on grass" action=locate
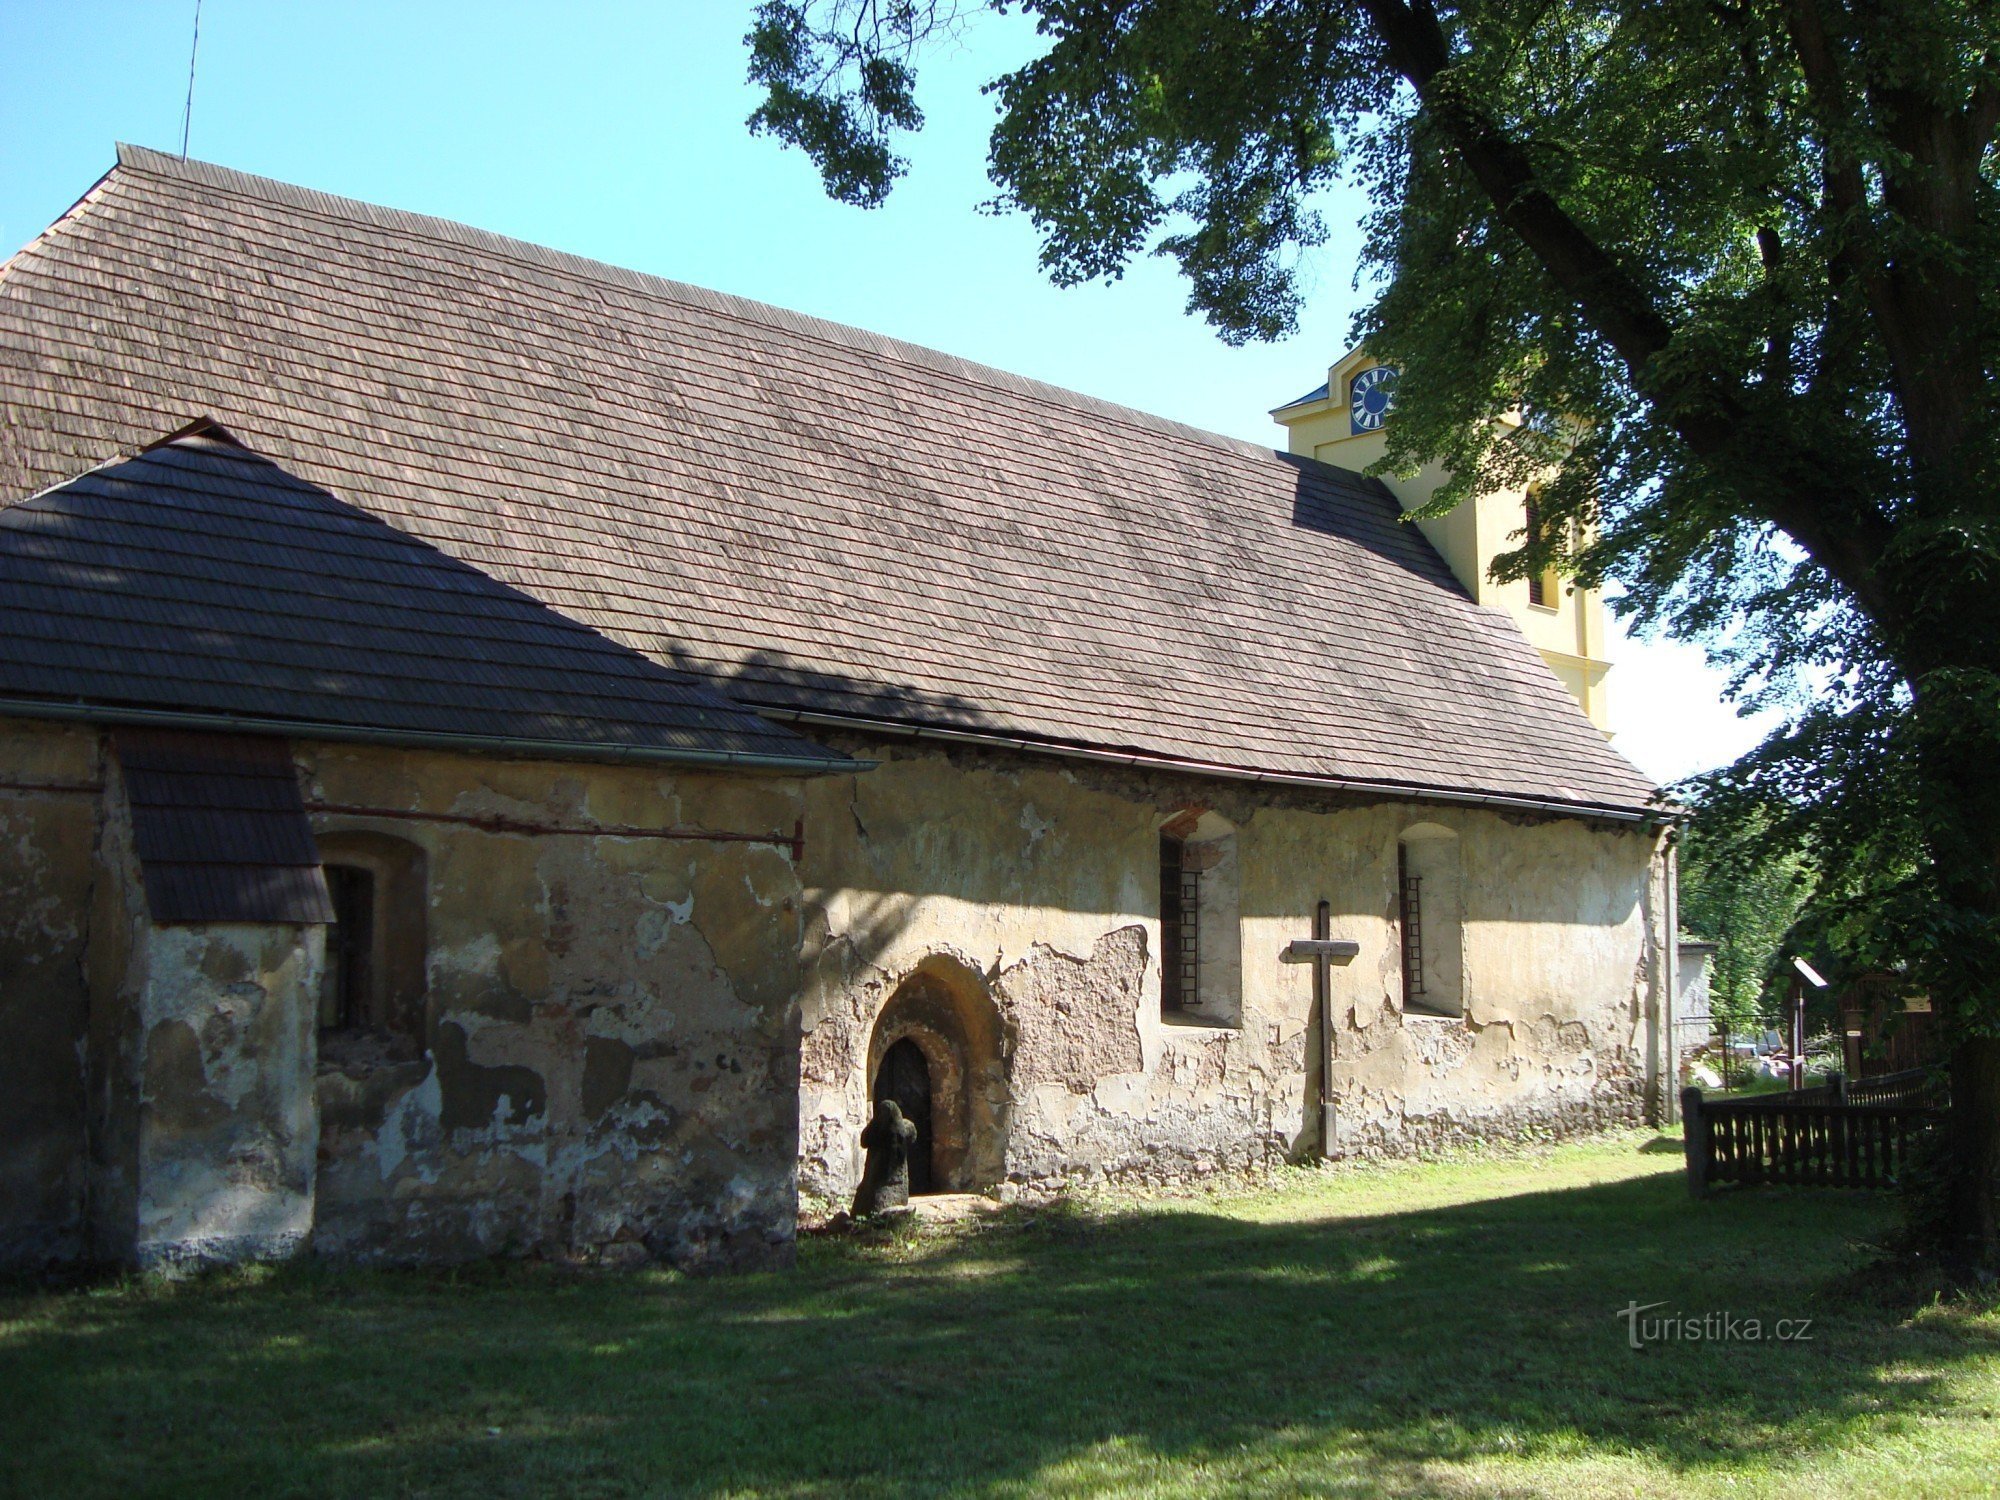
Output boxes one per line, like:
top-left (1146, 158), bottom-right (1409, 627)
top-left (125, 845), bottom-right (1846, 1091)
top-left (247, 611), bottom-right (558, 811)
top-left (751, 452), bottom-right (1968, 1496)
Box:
top-left (0, 1157), bottom-right (1991, 1497)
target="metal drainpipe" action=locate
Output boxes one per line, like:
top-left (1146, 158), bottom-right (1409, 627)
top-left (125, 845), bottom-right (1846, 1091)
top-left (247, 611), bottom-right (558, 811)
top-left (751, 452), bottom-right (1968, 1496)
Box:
top-left (0, 698), bottom-right (860, 776)
top-left (1665, 830), bottom-right (1681, 1125)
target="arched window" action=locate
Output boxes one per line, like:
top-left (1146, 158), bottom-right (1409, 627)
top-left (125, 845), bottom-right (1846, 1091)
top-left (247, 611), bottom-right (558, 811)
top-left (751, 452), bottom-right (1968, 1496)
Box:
top-left (1159, 810), bottom-right (1242, 1026)
top-left (1524, 488), bottom-right (1561, 609)
top-left (315, 830), bottom-right (427, 1050)
top-left (1398, 824), bottom-right (1464, 1017)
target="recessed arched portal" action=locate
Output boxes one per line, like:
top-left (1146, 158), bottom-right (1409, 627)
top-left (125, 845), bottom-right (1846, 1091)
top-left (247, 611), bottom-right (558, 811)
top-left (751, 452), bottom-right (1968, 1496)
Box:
top-left (865, 958), bottom-right (1008, 1193)
top-left (873, 1038), bottom-right (934, 1195)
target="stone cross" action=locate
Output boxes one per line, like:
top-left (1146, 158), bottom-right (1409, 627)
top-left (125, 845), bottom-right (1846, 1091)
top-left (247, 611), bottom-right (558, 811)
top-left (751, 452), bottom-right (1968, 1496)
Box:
top-left (853, 1097), bottom-right (920, 1217)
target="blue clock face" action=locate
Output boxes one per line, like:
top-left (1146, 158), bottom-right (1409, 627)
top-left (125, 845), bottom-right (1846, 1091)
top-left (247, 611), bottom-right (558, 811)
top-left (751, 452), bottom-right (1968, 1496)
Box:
top-left (1349, 365), bottom-right (1399, 433)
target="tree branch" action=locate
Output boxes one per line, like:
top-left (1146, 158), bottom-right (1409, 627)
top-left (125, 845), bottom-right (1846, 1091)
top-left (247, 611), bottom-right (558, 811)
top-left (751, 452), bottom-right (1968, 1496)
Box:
top-left (1358, 0), bottom-right (1899, 624)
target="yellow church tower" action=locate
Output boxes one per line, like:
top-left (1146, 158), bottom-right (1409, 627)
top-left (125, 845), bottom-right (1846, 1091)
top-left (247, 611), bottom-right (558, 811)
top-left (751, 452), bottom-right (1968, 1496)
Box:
top-left (1272, 347), bottom-right (1613, 731)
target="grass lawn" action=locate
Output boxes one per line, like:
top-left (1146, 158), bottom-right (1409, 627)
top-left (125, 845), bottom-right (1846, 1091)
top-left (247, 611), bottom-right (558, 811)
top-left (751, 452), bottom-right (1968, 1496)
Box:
top-left (3, 1134), bottom-right (1997, 1498)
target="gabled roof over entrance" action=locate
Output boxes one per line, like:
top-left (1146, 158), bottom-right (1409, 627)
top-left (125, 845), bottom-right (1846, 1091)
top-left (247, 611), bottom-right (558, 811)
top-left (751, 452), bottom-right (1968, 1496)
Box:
top-left (0, 145), bottom-right (1657, 815)
top-left (0, 425), bottom-right (849, 772)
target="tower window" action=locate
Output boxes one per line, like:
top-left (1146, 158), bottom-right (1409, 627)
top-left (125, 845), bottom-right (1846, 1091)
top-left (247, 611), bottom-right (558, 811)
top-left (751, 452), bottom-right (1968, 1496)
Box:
top-left (1524, 491), bottom-right (1559, 609)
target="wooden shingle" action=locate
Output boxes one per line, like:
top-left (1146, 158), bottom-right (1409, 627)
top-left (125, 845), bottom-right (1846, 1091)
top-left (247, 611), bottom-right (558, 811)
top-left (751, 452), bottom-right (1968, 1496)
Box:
top-left (0, 427), bottom-right (848, 771)
top-left (0, 146), bottom-right (1657, 814)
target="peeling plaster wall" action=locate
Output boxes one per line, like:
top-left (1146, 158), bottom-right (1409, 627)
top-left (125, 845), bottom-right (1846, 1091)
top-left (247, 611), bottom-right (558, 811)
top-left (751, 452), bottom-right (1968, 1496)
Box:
top-left (0, 720), bottom-right (810, 1274)
top-left (300, 743), bottom-right (808, 1272)
top-left (129, 919), bottom-right (323, 1270)
top-left (799, 736), bottom-right (1667, 1203)
top-left (76, 748), bottom-right (325, 1271)
top-left (0, 721), bottom-right (98, 1267)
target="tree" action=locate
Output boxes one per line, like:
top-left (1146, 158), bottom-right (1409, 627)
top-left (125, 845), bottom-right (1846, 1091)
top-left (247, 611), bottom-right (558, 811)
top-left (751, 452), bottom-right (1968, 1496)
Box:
top-left (1678, 808), bottom-right (1814, 1037)
top-left (747, 0), bottom-right (2000, 1274)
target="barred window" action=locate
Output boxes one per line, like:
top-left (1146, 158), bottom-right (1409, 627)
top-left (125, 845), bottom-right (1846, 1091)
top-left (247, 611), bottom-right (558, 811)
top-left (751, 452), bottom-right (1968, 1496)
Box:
top-left (1160, 834), bottom-right (1200, 1013)
top-left (318, 864), bottom-right (376, 1032)
top-left (1398, 825), bottom-right (1464, 1017)
top-left (1158, 811), bottom-right (1242, 1025)
top-left (1398, 845), bottom-right (1425, 1005)
top-left (315, 830), bottom-right (427, 1045)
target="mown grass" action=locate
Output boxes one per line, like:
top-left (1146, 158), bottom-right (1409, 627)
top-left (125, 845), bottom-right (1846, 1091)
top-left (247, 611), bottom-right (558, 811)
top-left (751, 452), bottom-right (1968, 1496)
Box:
top-left (3, 1134), bottom-right (1996, 1498)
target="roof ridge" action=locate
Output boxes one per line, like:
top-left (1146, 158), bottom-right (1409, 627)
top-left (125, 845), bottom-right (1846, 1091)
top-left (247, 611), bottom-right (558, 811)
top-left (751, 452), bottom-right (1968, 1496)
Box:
top-left (110, 144), bottom-right (1348, 479)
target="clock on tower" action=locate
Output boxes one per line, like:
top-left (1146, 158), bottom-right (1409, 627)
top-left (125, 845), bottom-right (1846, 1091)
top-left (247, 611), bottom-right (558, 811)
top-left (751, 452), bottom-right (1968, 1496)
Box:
top-left (1349, 365), bottom-right (1399, 434)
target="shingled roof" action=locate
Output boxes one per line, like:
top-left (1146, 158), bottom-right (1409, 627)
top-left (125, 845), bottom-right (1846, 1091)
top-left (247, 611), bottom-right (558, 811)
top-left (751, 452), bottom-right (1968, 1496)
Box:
top-left (0, 425), bottom-right (848, 771)
top-left (0, 145), bottom-right (1657, 816)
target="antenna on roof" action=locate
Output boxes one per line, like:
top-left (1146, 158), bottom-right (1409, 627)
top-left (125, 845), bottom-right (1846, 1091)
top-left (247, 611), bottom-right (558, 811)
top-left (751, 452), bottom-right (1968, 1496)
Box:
top-left (179, 0), bottom-right (203, 160)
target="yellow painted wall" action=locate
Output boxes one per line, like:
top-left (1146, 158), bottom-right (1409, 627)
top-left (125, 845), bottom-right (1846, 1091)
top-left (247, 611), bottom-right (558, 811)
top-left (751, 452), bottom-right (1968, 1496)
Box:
top-left (1274, 353), bottom-right (1613, 732)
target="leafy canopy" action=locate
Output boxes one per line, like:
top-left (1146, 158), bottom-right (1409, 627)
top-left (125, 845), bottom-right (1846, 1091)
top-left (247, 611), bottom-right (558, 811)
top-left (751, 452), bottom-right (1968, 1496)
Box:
top-left (749, 0), bottom-right (2000, 1035)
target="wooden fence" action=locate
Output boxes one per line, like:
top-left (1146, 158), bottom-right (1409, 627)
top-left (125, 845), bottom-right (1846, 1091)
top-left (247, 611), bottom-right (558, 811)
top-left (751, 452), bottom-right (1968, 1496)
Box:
top-left (1682, 1071), bottom-right (1943, 1197)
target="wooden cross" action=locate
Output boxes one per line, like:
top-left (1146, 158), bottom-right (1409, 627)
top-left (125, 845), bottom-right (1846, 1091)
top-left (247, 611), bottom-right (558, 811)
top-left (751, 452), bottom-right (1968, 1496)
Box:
top-left (1282, 900), bottom-right (1359, 1159)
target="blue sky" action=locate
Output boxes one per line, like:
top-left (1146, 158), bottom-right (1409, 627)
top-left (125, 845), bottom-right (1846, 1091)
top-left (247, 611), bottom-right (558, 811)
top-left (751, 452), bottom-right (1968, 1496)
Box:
top-left (0, 1), bottom-right (1774, 784)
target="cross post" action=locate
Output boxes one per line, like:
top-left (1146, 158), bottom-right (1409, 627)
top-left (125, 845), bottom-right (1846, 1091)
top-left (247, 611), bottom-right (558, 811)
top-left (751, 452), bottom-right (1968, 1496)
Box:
top-left (1282, 900), bottom-right (1359, 1160)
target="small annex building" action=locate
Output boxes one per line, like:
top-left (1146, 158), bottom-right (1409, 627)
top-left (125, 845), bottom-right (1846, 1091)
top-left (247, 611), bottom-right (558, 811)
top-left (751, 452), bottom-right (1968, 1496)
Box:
top-left (0, 148), bottom-right (1673, 1273)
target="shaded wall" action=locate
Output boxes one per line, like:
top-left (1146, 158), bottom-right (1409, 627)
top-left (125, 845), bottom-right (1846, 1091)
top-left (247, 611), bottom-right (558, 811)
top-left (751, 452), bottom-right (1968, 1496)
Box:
top-left (798, 736), bottom-right (1667, 1204)
top-left (0, 721), bottom-right (99, 1267)
top-left (301, 742), bottom-right (808, 1272)
top-left (0, 718), bottom-right (811, 1274)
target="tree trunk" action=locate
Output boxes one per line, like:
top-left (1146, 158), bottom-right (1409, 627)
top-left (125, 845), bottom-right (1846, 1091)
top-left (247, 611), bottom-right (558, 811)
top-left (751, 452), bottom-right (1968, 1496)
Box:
top-left (1360, 0), bottom-right (2000, 1271)
top-left (1943, 1034), bottom-right (2000, 1273)
top-left (1908, 670), bottom-right (2000, 1276)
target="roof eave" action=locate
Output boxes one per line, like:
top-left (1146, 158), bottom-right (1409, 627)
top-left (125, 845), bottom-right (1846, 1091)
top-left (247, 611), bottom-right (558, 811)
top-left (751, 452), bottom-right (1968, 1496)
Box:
top-left (752, 705), bottom-right (1665, 824)
top-left (0, 696), bottom-right (865, 777)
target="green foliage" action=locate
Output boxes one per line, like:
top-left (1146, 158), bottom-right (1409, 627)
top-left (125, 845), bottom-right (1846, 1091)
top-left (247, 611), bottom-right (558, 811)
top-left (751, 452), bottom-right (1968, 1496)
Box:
top-left (742, 0), bottom-right (1999, 890)
top-left (1678, 809), bottom-right (1814, 1030)
top-left (745, 2), bottom-right (929, 207)
top-left (749, 0), bottom-right (2000, 1254)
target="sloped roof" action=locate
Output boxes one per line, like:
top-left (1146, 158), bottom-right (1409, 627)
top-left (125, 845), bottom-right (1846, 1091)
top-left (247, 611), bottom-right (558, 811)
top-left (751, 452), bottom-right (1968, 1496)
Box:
top-left (114, 726), bottom-right (335, 924)
top-left (0, 145), bottom-right (1656, 815)
top-left (0, 426), bottom-right (848, 771)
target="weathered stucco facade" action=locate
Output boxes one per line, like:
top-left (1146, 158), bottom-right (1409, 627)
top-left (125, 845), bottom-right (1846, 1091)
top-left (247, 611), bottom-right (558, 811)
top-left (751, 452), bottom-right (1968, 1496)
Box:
top-left (1, 713), bottom-right (1671, 1272)
top-left (0, 718), bottom-right (811, 1273)
top-left (0, 720), bottom-right (101, 1267)
top-left (302, 742), bottom-right (808, 1272)
top-left (0, 151), bottom-right (1678, 1277)
top-left (798, 734), bottom-right (1670, 1206)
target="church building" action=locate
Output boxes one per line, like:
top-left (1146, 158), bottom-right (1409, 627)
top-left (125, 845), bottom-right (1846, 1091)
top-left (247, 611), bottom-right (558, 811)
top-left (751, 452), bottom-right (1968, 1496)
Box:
top-left (0, 148), bottom-right (1671, 1273)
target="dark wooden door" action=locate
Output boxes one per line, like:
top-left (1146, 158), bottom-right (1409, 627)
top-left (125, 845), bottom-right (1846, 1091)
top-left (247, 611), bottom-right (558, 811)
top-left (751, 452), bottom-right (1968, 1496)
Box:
top-left (874, 1038), bottom-right (934, 1194)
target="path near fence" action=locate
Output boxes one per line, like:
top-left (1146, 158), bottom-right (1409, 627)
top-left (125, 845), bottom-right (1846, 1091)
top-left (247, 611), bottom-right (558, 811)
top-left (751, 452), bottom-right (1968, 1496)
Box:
top-left (1682, 1070), bottom-right (1943, 1198)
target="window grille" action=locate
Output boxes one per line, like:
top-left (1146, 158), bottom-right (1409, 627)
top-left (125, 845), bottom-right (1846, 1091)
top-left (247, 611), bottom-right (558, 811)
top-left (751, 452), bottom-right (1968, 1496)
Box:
top-left (318, 864), bottom-right (375, 1031)
top-left (1399, 845), bottom-right (1426, 1002)
top-left (1160, 836), bottom-right (1200, 1012)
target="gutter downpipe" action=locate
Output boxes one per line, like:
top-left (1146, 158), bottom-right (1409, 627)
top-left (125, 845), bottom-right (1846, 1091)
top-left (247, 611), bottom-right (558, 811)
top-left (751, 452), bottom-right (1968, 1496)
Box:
top-left (0, 698), bottom-right (865, 776)
top-left (1664, 829), bottom-right (1682, 1126)
top-left (755, 706), bottom-right (1668, 825)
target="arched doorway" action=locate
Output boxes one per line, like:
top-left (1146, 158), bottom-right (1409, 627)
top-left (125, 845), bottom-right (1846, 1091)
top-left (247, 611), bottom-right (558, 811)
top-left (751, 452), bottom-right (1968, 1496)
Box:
top-left (864, 959), bottom-right (1008, 1193)
top-left (873, 1038), bottom-right (934, 1195)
